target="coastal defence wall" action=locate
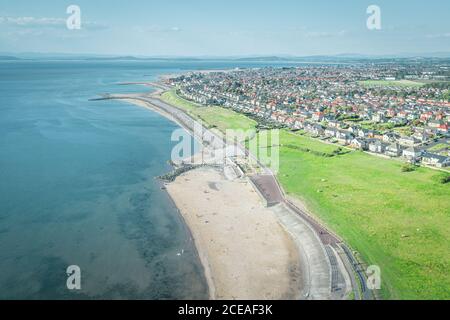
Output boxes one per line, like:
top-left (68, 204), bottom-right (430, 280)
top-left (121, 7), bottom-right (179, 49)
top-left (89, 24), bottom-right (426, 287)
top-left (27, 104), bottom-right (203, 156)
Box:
top-left (249, 179), bottom-right (354, 299)
top-left (247, 176), bottom-right (347, 299)
top-left (270, 203), bottom-right (334, 299)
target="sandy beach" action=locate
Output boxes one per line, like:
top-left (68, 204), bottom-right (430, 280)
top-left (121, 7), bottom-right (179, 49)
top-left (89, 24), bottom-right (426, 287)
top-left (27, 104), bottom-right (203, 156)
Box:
top-left (116, 94), bottom-right (352, 300)
top-left (166, 167), bottom-right (301, 300)
top-left (116, 97), bottom-right (302, 299)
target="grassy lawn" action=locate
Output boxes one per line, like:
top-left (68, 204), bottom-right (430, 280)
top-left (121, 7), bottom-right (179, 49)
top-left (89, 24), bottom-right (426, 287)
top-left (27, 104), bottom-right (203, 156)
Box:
top-left (160, 90), bottom-right (256, 133)
top-left (359, 80), bottom-right (425, 88)
top-left (393, 126), bottom-right (414, 136)
top-left (427, 143), bottom-right (449, 153)
top-left (281, 131), bottom-right (340, 153)
top-left (276, 135), bottom-right (450, 299)
top-left (160, 89), bottom-right (450, 299)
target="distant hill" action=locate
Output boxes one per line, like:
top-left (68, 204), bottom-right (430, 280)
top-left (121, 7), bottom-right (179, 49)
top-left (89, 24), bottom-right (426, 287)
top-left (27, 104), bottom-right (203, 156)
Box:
top-left (85, 56), bottom-right (147, 61)
top-left (234, 56), bottom-right (292, 62)
top-left (1, 52), bottom-right (449, 62)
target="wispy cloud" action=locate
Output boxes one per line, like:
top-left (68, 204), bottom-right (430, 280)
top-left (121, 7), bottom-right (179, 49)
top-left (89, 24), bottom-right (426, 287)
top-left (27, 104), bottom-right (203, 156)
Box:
top-left (0, 16), bottom-right (64, 27)
top-left (0, 16), bottom-right (107, 30)
top-left (132, 25), bottom-right (182, 33)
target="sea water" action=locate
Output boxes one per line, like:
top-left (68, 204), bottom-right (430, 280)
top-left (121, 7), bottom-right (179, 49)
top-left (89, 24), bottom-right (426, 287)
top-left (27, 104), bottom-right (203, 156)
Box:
top-left (0, 59), bottom-right (300, 299)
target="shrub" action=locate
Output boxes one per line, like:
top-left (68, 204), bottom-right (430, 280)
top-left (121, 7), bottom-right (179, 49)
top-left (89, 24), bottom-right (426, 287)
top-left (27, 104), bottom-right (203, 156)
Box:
top-left (401, 164), bottom-right (416, 172)
top-left (439, 174), bottom-right (450, 184)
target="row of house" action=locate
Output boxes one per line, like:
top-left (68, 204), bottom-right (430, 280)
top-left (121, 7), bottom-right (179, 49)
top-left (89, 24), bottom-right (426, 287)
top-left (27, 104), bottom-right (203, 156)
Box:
top-left (168, 66), bottom-right (450, 168)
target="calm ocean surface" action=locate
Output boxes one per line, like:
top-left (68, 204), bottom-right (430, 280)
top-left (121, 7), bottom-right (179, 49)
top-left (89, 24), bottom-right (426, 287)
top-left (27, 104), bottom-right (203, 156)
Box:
top-left (0, 60), bottom-right (299, 299)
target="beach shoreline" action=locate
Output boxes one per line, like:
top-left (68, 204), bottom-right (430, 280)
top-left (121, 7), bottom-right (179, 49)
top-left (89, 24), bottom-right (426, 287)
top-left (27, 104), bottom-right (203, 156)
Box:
top-left (165, 166), bottom-right (302, 299)
top-left (121, 96), bottom-right (303, 299)
top-left (105, 82), bottom-right (356, 300)
top-left (163, 178), bottom-right (216, 300)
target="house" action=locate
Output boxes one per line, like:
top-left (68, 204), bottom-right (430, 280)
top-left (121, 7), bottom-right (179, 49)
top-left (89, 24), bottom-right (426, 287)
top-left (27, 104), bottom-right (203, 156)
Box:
top-left (348, 126), bottom-right (359, 134)
top-left (336, 130), bottom-right (353, 144)
top-left (399, 136), bottom-right (419, 147)
top-left (324, 127), bottom-right (338, 137)
top-left (368, 140), bottom-right (387, 153)
top-left (413, 131), bottom-right (429, 142)
top-left (313, 124), bottom-right (325, 136)
top-left (351, 138), bottom-right (368, 150)
top-left (420, 112), bottom-right (433, 122)
top-left (397, 111), bottom-right (408, 119)
top-left (385, 143), bottom-right (403, 157)
top-left (312, 112), bottom-right (324, 122)
top-left (402, 147), bottom-right (424, 162)
top-left (284, 117), bottom-right (295, 127)
top-left (372, 113), bottom-right (386, 123)
top-left (424, 127), bottom-right (438, 135)
top-left (421, 152), bottom-right (450, 168)
top-left (438, 123), bottom-right (449, 133)
top-left (307, 124), bottom-right (324, 136)
top-left (387, 108), bottom-right (396, 117)
top-left (298, 111), bottom-right (311, 120)
top-left (407, 113), bottom-right (419, 121)
top-left (293, 119), bottom-right (304, 129)
top-left (358, 128), bottom-right (369, 138)
top-left (428, 120), bottom-right (443, 129)
top-left (328, 120), bottom-right (340, 128)
top-left (383, 132), bottom-right (398, 143)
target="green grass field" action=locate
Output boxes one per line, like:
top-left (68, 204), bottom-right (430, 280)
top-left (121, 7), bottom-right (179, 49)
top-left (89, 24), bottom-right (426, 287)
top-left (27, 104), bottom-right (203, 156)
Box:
top-left (160, 89), bottom-right (450, 299)
top-left (359, 80), bottom-right (425, 88)
top-left (161, 90), bottom-right (257, 132)
top-left (275, 133), bottom-right (450, 299)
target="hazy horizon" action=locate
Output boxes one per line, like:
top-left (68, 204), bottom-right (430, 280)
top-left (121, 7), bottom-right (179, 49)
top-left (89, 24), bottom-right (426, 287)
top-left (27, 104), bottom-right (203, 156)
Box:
top-left (2, 51), bottom-right (450, 60)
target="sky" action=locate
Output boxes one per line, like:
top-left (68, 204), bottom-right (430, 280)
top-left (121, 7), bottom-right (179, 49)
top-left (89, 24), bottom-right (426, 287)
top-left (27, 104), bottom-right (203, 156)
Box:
top-left (0, 0), bottom-right (449, 57)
